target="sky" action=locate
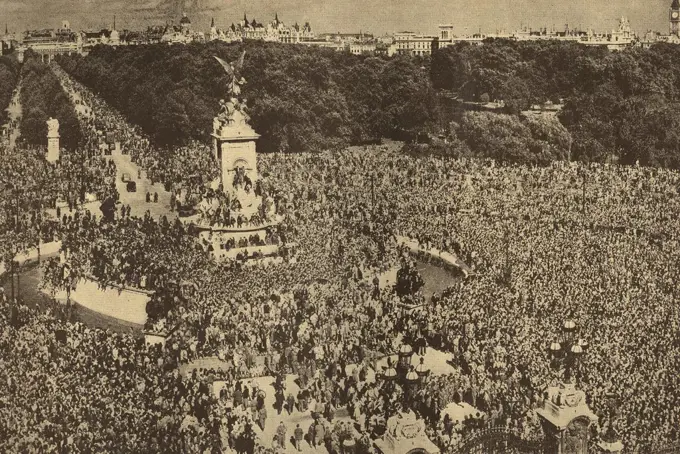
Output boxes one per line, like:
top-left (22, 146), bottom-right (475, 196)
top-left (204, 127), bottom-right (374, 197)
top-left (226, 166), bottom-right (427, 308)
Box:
top-left (1, 0), bottom-right (676, 36)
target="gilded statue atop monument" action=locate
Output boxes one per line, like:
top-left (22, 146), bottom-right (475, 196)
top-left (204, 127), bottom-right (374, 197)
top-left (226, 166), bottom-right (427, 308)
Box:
top-left (214, 51), bottom-right (249, 131)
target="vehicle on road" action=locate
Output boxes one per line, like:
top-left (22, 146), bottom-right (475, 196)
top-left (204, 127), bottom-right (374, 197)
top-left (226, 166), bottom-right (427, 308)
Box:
top-left (122, 173), bottom-right (131, 182)
top-left (126, 181), bottom-right (137, 192)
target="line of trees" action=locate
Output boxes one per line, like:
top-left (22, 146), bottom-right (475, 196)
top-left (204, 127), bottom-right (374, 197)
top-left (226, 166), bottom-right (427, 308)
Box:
top-left (432, 39), bottom-right (680, 168)
top-left (19, 50), bottom-right (82, 151)
top-left (405, 111), bottom-right (571, 165)
top-left (0, 54), bottom-right (20, 125)
top-left (54, 38), bottom-right (680, 168)
top-left (57, 41), bottom-right (438, 152)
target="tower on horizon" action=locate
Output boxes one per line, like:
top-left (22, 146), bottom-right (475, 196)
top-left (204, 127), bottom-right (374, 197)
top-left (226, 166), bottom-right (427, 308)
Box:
top-left (671, 0), bottom-right (680, 36)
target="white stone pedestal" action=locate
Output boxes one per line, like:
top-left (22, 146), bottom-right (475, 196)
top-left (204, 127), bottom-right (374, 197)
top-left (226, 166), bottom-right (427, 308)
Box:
top-left (598, 440), bottom-right (624, 453)
top-left (46, 136), bottom-right (60, 163)
top-left (375, 411), bottom-right (439, 454)
top-left (46, 117), bottom-right (60, 163)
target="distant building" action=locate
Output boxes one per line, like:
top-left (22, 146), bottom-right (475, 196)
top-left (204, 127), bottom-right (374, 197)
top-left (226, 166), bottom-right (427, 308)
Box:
top-left (109, 17), bottom-right (120, 46)
top-left (439, 25), bottom-right (454, 42)
top-left (436, 18), bottom-right (636, 51)
top-left (671, 0), bottom-right (680, 36)
top-left (298, 39), bottom-right (346, 51)
top-left (161, 13), bottom-right (204, 44)
top-left (640, 0), bottom-right (680, 47)
top-left (394, 31), bottom-right (437, 56)
top-left (579, 17), bottom-right (635, 50)
top-left (378, 34), bottom-right (395, 45)
top-left (639, 29), bottom-right (680, 47)
top-left (22, 22), bottom-right (80, 62)
top-left (349, 42), bottom-right (376, 55)
top-left (2, 24), bottom-right (17, 55)
top-left (317, 32), bottom-right (373, 43)
top-left (208, 13), bottom-right (314, 45)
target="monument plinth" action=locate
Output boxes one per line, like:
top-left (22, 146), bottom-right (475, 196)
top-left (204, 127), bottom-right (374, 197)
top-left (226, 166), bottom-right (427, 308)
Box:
top-left (537, 382), bottom-right (597, 454)
top-left (46, 117), bottom-right (60, 163)
top-left (211, 109), bottom-right (260, 192)
top-left (194, 51), bottom-right (283, 263)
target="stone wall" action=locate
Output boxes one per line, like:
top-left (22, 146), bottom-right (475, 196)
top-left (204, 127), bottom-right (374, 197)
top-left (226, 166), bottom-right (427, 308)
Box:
top-left (50, 277), bottom-right (151, 326)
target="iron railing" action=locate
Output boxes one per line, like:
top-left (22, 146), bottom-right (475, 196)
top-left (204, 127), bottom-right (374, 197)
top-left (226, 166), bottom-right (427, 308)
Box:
top-left (450, 427), bottom-right (552, 454)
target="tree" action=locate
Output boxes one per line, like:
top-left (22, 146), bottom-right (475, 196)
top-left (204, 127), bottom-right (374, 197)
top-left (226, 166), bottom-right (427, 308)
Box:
top-left (19, 51), bottom-right (82, 150)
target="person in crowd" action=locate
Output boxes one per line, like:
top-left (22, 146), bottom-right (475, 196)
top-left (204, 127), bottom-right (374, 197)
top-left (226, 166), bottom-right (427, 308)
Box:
top-left (294, 424), bottom-right (304, 452)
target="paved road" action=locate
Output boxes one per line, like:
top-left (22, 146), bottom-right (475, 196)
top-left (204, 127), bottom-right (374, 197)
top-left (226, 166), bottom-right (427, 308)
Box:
top-left (4, 82), bottom-right (22, 149)
top-left (108, 150), bottom-right (175, 219)
top-left (53, 64), bottom-right (174, 219)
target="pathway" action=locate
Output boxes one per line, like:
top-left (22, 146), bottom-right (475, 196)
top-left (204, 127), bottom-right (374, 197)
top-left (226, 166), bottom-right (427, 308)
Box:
top-left (108, 149), bottom-right (174, 219)
top-left (3, 80), bottom-right (22, 149)
top-left (51, 63), bottom-right (174, 220)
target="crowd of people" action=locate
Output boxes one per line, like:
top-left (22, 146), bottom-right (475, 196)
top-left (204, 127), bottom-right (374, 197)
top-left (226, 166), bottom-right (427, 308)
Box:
top-left (255, 148), bottom-right (680, 452)
top-left (0, 300), bottom-right (233, 453)
top-left (2, 60), bottom-right (680, 454)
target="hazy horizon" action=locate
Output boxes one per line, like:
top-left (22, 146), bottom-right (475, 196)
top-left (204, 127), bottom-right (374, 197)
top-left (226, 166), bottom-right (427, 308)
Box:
top-left (1, 0), bottom-right (676, 36)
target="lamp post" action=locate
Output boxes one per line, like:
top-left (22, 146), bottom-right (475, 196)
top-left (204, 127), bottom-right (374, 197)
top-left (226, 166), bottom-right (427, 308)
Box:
top-left (549, 319), bottom-right (588, 384)
top-left (379, 357), bottom-right (399, 427)
top-left (397, 343), bottom-right (414, 375)
top-left (415, 356), bottom-right (430, 383)
top-left (539, 320), bottom-right (598, 454)
top-left (599, 392), bottom-right (624, 453)
top-left (404, 366), bottom-right (420, 409)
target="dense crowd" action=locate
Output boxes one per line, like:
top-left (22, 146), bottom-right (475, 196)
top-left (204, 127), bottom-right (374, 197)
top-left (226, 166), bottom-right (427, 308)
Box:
top-left (0, 301), bottom-right (231, 453)
top-left (17, 144), bottom-right (680, 453)
top-left (257, 148), bottom-right (680, 451)
top-left (52, 62), bottom-right (218, 195)
top-left (3, 61), bottom-right (680, 454)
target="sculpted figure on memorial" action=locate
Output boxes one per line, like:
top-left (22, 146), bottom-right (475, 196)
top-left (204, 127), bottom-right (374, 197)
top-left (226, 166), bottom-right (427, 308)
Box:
top-left (217, 99), bottom-right (236, 127)
top-left (214, 51), bottom-right (248, 124)
top-left (47, 117), bottom-right (60, 136)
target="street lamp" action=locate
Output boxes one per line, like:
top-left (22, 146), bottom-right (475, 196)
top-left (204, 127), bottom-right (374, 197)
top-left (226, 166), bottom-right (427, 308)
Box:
top-left (403, 366), bottom-right (420, 409)
top-left (378, 357), bottom-right (399, 428)
top-left (415, 356), bottom-right (430, 381)
top-left (549, 319), bottom-right (588, 384)
top-left (397, 343), bottom-right (414, 374)
top-left (599, 392), bottom-right (624, 452)
top-left (382, 357), bottom-right (398, 385)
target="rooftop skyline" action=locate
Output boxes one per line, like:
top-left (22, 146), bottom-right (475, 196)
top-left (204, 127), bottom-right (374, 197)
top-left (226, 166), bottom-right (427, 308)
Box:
top-left (1, 0), bottom-right (676, 35)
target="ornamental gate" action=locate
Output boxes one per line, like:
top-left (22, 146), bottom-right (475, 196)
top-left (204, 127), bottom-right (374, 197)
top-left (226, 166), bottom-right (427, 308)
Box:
top-left (649, 443), bottom-right (680, 454)
top-left (451, 428), bottom-right (552, 454)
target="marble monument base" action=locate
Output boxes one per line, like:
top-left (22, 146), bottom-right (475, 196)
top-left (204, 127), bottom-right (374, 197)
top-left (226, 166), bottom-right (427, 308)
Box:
top-left (47, 136), bottom-right (60, 163)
